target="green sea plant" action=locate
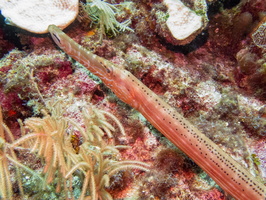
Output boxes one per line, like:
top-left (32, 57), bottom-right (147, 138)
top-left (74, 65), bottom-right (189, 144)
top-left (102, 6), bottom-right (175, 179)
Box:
top-left (82, 0), bottom-right (133, 41)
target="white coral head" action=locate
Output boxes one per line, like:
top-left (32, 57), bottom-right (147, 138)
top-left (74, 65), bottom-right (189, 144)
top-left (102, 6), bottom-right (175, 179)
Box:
top-left (164, 0), bottom-right (204, 44)
top-left (0, 0), bottom-right (79, 34)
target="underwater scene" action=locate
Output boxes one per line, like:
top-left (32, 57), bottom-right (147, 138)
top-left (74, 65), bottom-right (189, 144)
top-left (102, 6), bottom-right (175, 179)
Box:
top-left (0, 0), bottom-right (265, 199)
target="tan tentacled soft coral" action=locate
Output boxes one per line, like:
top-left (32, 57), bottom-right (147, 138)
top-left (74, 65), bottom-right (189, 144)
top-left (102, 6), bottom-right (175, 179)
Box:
top-left (0, 0), bottom-right (79, 34)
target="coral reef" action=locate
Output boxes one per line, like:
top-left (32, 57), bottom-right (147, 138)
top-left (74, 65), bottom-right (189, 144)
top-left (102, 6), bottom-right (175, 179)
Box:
top-left (0, 0), bottom-right (266, 199)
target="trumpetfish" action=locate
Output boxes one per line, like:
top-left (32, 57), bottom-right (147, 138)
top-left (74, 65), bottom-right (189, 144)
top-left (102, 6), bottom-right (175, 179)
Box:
top-left (48, 24), bottom-right (266, 200)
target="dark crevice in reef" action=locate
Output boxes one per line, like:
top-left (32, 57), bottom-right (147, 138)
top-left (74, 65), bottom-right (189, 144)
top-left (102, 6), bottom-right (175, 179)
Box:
top-left (208, 0), bottom-right (241, 17)
top-left (222, 0), bottom-right (241, 9)
top-left (157, 30), bottom-right (209, 55)
top-left (0, 12), bottom-right (25, 51)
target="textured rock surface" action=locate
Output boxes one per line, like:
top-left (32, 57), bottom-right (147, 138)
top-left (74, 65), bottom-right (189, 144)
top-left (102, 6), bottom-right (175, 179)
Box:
top-left (0, 0), bottom-right (79, 34)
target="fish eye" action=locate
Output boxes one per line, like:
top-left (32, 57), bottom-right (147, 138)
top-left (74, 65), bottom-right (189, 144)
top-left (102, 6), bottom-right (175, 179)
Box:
top-left (105, 64), bottom-right (114, 74)
top-left (106, 66), bottom-right (111, 73)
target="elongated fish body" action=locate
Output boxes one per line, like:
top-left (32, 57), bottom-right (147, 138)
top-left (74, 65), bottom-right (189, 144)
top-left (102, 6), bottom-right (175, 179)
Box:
top-left (48, 25), bottom-right (266, 200)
